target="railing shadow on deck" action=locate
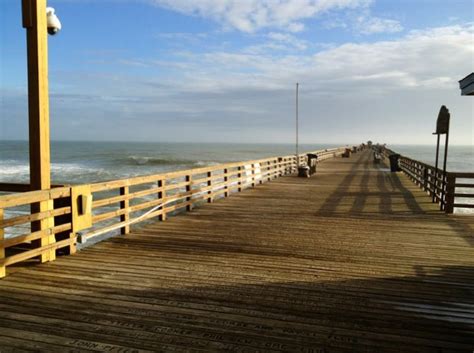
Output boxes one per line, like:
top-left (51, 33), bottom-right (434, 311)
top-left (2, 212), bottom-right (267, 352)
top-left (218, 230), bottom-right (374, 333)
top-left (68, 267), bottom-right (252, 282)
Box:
top-left (381, 146), bottom-right (474, 214)
top-left (315, 153), bottom-right (429, 217)
top-left (445, 217), bottom-right (474, 248)
top-left (4, 262), bottom-right (473, 351)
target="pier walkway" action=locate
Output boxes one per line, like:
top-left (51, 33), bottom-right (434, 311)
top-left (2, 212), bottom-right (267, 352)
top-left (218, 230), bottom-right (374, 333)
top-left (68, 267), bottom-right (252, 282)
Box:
top-left (1, 150), bottom-right (473, 352)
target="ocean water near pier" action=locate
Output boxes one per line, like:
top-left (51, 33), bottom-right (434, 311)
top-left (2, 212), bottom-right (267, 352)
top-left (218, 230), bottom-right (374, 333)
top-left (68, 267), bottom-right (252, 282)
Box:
top-left (1, 141), bottom-right (472, 184)
top-left (1, 141), bottom-right (473, 216)
top-left (1, 141), bottom-right (346, 185)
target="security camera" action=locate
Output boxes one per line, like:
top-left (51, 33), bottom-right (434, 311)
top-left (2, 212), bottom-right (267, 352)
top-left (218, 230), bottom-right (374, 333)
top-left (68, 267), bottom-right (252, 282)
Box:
top-left (46, 7), bottom-right (61, 35)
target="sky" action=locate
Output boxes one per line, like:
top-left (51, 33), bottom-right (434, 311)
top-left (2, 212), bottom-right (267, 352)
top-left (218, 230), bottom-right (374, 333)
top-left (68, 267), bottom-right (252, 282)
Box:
top-left (0, 0), bottom-right (473, 145)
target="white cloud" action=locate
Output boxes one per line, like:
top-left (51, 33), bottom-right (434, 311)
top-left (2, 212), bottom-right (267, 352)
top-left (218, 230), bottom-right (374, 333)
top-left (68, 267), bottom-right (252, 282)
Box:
top-left (266, 32), bottom-right (308, 50)
top-left (151, 25), bottom-right (473, 95)
top-left (355, 15), bottom-right (403, 34)
top-left (134, 25), bottom-right (473, 143)
top-left (323, 9), bottom-right (403, 35)
top-left (4, 24), bottom-right (473, 143)
top-left (149, 0), bottom-right (373, 32)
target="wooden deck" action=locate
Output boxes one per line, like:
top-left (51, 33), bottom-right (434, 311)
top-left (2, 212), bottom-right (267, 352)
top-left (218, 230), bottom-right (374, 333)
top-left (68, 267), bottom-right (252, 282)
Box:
top-left (1, 150), bottom-right (473, 353)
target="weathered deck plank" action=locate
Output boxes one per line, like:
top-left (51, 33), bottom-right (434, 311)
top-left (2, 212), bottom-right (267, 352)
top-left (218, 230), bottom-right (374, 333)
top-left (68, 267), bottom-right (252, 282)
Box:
top-left (1, 150), bottom-right (473, 352)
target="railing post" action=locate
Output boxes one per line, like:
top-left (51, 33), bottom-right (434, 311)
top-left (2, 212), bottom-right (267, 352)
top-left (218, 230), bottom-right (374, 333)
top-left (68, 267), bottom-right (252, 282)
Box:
top-left (207, 172), bottom-right (213, 203)
top-left (427, 169), bottom-right (433, 198)
top-left (251, 164), bottom-right (256, 187)
top-left (158, 179), bottom-right (166, 221)
top-left (120, 186), bottom-right (130, 235)
top-left (186, 175), bottom-right (193, 211)
top-left (53, 190), bottom-right (75, 255)
top-left (445, 173), bottom-right (455, 214)
top-left (0, 208), bottom-right (5, 278)
top-left (423, 167), bottom-right (428, 192)
top-left (433, 169), bottom-right (440, 204)
top-left (237, 166), bottom-right (242, 192)
top-left (224, 169), bottom-right (229, 197)
top-left (267, 161), bottom-right (271, 182)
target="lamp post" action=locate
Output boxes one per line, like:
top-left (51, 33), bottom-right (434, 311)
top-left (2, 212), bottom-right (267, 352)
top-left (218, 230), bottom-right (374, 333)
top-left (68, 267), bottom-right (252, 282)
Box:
top-left (22, 0), bottom-right (60, 262)
top-left (296, 82), bottom-right (299, 168)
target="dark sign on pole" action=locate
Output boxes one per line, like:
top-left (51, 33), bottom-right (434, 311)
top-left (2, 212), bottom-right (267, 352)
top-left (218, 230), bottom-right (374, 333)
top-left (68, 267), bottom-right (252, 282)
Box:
top-left (433, 105), bottom-right (450, 135)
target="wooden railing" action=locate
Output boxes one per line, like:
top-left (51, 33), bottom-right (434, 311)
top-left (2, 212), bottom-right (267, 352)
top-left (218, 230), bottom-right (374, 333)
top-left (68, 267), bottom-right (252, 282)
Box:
top-left (446, 172), bottom-right (474, 214)
top-left (0, 183), bottom-right (34, 193)
top-left (381, 147), bottom-right (474, 214)
top-left (0, 186), bottom-right (73, 277)
top-left (0, 146), bottom-right (350, 277)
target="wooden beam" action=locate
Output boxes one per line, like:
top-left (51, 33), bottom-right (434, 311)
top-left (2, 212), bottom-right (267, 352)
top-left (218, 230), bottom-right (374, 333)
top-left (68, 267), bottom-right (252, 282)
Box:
top-left (120, 186), bottom-right (130, 235)
top-left (23, 0), bottom-right (55, 262)
top-left (0, 208), bottom-right (5, 278)
top-left (207, 172), bottom-right (213, 203)
top-left (445, 174), bottom-right (456, 214)
top-left (158, 180), bottom-right (166, 221)
top-left (186, 175), bottom-right (193, 211)
top-left (223, 169), bottom-right (229, 197)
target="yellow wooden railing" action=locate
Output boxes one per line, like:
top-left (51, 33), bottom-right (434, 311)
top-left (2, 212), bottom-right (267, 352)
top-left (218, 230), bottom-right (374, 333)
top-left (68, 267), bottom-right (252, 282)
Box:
top-left (0, 146), bottom-right (356, 277)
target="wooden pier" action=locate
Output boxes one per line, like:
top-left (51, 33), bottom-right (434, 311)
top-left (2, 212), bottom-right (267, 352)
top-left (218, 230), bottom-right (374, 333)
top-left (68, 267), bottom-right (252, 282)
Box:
top-left (1, 149), bottom-right (473, 352)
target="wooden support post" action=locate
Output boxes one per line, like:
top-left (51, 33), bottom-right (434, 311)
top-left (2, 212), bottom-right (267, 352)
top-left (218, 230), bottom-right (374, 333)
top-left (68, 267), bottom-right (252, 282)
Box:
top-left (434, 170), bottom-right (441, 204)
top-left (433, 134), bottom-right (440, 203)
top-left (0, 208), bottom-right (5, 278)
top-left (158, 180), bottom-right (166, 221)
top-left (50, 191), bottom-right (76, 256)
top-left (53, 193), bottom-right (74, 255)
top-left (251, 164), bottom-right (256, 187)
top-left (224, 169), bottom-right (229, 197)
top-left (120, 186), bottom-right (130, 235)
top-left (23, 0), bottom-right (55, 263)
top-left (186, 175), bottom-right (193, 211)
top-left (440, 128), bottom-right (450, 211)
top-left (237, 167), bottom-right (242, 192)
top-left (207, 172), bottom-right (213, 203)
top-left (445, 173), bottom-right (455, 214)
top-left (423, 168), bottom-right (428, 193)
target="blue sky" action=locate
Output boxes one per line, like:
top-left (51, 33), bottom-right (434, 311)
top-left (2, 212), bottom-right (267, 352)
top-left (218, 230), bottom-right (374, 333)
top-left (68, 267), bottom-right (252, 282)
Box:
top-left (0, 0), bottom-right (473, 144)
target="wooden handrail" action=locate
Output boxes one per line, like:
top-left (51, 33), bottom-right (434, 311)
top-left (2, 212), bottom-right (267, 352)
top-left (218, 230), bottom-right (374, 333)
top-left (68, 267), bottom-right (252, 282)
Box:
top-left (0, 145), bottom-right (352, 277)
top-left (0, 183), bottom-right (67, 193)
top-left (381, 146), bottom-right (474, 214)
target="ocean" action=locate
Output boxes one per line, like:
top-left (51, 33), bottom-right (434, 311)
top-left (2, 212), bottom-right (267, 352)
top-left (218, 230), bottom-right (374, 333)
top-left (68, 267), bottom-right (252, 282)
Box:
top-left (389, 144), bottom-right (474, 173)
top-left (0, 141), bottom-right (346, 185)
top-left (1, 141), bottom-right (472, 185)
top-left (0, 141), bottom-right (473, 224)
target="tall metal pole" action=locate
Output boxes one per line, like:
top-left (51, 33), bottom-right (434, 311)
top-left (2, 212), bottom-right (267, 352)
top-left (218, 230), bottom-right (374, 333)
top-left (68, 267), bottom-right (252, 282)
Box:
top-left (22, 0), bottom-right (55, 262)
top-left (296, 82), bottom-right (299, 168)
top-left (440, 118), bottom-right (450, 210)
